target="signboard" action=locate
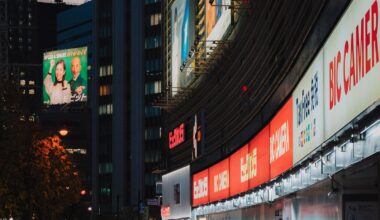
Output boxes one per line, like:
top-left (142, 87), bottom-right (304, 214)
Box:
top-left (293, 51), bottom-right (324, 165)
top-left (161, 206), bottom-right (170, 218)
top-left (249, 125), bottom-right (270, 189)
top-left (169, 123), bottom-right (185, 149)
top-left (171, 0), bottom-right (195, 93)
top-left (206, 0), bottom-right (231, 42)
top-left (192, 168), bottom-right (209, 206)
top-left (43, 47), bottom-right (88, 105)
top-left (229, 144), bottom-right (249, 196)
top-left (324, 0), bottom-right (380, 139)
top-left (270, 99), bottom-right (293, 179)
top-left (209, 158), bottom-right (230, 202)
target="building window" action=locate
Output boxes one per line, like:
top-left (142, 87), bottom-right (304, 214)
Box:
top-left (145, 81), bottom-right (161, 95)
top-left (145, 0), bottom-right (160, 4)
top-left (145, 59), bottom-right (162, 73)
top-left (145, 127), bottom-right (161, 140)
top-left (150, 13), bottom-right (161, 26)
top-left (28, 89), bottom-right (35, 95)
top-left (174, 184), bottom-right (180, 204)
top-left (99, 65), bottom-right (113, 77)
top-left (99, 104), bottom-right (113, 115)
top-left (145, 35), bottom-right (161, 49)
top-left (100, 85), bottom-right (111, 96)
top-left (145, 106), bottom-right (161, 117)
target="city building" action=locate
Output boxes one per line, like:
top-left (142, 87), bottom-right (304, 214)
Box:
top-left (39, 1), bottom-right (94, 218)
top-left (0, 0), bottom-right (70, 117)
top-left (161, 0), bottom-right (380, 219)
top-left (92, 0), bottom-right (164, 218)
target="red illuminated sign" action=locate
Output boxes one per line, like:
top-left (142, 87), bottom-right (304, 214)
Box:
top-left (169, 123), bottom-right (185, 149)
top-left (229, 144), bottom-right (249, 196)
top-left (161, 206), bottom-right (170, 217)
top-left (270, 99), bottom-right (293, 179)
top-left (192, 169), bottom-right (209, 206)
top-left (249, 125), bottom-right (270, 188)
top-left (209, 158), bottom-right (230, 203)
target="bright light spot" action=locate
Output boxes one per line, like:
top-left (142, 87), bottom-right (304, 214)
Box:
top-left (88, 206), bottom-right (92, 212)
top-left (59, 128), bottom-right (69, 136)
top-left (80, 189), bottom-right (86, 195)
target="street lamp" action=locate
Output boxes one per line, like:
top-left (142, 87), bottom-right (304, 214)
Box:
top-left (58, 128), bottom-right (69, 136)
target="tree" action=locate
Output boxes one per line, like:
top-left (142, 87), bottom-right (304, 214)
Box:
top-left (0, 80), bottom-right (81, 219)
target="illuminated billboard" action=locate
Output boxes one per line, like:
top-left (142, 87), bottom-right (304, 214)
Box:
top-left (249, 125), bottom-right (270, 189)
top-left (43, 47), bottom-right (88, 105)
top-left (292, 51), bottom-right (324, 165)
top-left (323, 0), bottom-right (380, 139)
top-left (192, 168), bottom-right (209, 206)
top-left (206, 0), bottom-right (231, 48)
top-left (270, 99), bottom-right (293, 179)
top-left (209, 158), bottom-right (229, 203)
top-left (171, 0), bottom-right (195, 92)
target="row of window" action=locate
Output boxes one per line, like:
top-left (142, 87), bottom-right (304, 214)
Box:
top-left (20, 79), bottom-right (35, 86)
top-left (145, 0), bottom-right (160, 4)
top-left (99, 104), bottom-right (113, 115)
top-left (100, 84), bottom-right (111, 96)
top-left (145, 149), bottom-right (161, 163)
top-left (99, 65), bottom-right (113, 77)
top-left (145, 126), bottom-right (161, 140)
top-left (145, 81), bottom-right (162, 95)
top-left (145, 35), bottom-right (162, 49)
top-left (150, 13), bottom-right (161, 26)
top-left (145, 106), bottom-right (161, 117)
top-left (145, 59), bottom-right (162, 73)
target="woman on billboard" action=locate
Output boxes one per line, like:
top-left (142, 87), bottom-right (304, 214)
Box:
top-left (43, 59), bottom-right (72, 105)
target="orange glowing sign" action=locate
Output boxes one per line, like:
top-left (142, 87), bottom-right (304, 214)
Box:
top-left (161, 206), bottom-right (170, 217)
top-left (269, 99), bottom-right (293, 179)
top-left (229, 144), bottom-right (249, 197)
top-left (209, 158), bottom-right (230, 203)
top-left (192, 169), bottom-right (209, 206)
top-left (249, 125), bottom-right (270, 188)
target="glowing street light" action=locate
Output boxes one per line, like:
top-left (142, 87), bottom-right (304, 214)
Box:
top-left (58, 128), bottom-right (69, 136)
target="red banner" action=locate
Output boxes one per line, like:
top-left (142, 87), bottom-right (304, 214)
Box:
top-left (269, 99), bottom-right (293, 179)
top-left (229, 144), bottom-right (249, 196)
top-left (209, 158), bottom-right (230, 202)
top-left (192, 169), bottom-right (209, 206)
top-left (249, 125), bottom-right (270, 188)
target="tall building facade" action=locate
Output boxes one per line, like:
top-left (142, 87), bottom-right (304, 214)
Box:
top-left (92, 0), bottom-right (163, 219)
top-left (0, 0), bottom-right (70, 116)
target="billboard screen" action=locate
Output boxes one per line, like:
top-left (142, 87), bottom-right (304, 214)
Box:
top-left (206, 0), bottom-right (231, 41)
top-left (249, 125), bottom-right (270, 189)
top-left (43, 47), bottom-right (88, 105)
top-left (270, 98), bottom-right (293, 179)
top-left (171, 0), bottom-right (195, 92)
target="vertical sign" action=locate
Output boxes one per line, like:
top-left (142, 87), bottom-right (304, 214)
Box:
top-left (192, 169), bottom-right (209, 206)
top-left (292, 51), bottom-right (324, 165)
top-left (229, 144), bottom-right (249, 196)
top-left (209, 158), bottom-right (230, 202)
top-left (270, 99), bottom-right (293, 179)
top-left (249, 125), bottom-right (270, 189)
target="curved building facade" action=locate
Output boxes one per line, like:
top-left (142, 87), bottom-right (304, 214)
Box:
top-left (161, 0), bottom-right (380, 219)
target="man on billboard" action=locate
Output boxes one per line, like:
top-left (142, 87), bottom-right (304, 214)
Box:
top-left (69, 57), bottom-right (86, 101)
top-left (43, 59), bottom-right (72, 105)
